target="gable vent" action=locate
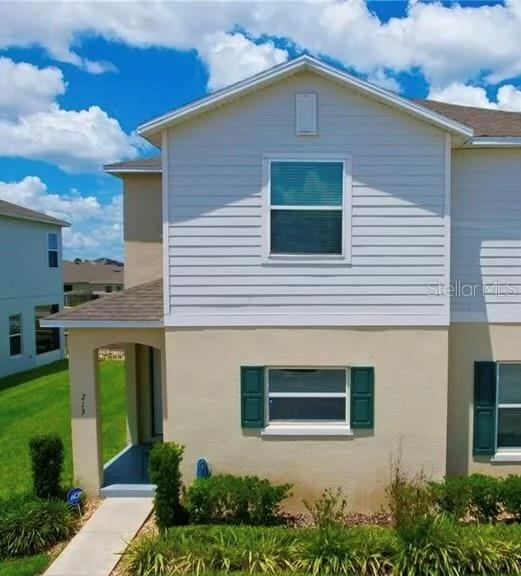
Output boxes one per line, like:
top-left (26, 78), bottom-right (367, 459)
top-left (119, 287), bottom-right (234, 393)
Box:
top-left (296, 93), bottom-right (317, 135)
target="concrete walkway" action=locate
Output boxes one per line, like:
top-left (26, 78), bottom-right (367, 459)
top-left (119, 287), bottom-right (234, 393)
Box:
top-left (44, 497), bottom-right (153, 576)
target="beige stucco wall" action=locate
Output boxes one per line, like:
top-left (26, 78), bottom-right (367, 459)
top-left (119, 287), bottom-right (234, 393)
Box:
top-left (123, 174), bottom-right (162, 288)
top-left (164, 326), bottom-right (449, 512)
top-left (448, 323), bottom-right (521, 477)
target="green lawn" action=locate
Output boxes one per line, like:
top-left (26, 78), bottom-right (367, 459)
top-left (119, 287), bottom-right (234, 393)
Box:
top-left (0, 359), bottom-right (126, 576)
top-left (0, 359), bottom-right (127, 497)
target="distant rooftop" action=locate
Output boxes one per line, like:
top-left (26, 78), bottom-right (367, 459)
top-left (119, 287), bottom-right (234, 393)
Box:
top-left (0, 198), bottom-right (70, 227)
top-left (64, 260), bottom-right (124, 285)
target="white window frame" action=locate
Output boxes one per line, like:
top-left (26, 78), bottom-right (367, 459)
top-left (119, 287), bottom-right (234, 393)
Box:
top-left (494, 361), bottom-right (521, 457)
top-left (261, 153), bottom-right (352, 265)
top-left (261, 366), bottom-right (353, 436)
top-left (48, 233), bottom-right (59, 268)
top-left (8, 313), bottom-right (22, 358)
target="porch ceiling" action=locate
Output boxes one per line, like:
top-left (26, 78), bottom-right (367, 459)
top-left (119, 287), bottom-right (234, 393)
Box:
top-left (41, 279), bottom-right (163, 328)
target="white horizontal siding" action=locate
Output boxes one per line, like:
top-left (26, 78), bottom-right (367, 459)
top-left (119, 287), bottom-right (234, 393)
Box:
top-left (451, 149), bottom-right (521, 321)
top-left (166, 71), bottom-right (448, 325)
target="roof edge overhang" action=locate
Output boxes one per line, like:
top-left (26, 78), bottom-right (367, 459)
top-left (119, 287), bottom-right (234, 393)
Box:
top-left (40, 319), bottom-right (163, 329)
top-left (103, 165), bottom-right (162, 177)
top-left (465, 136), bottom-right (521, 148)
top-left (137, 55), bottom-right (474, 146)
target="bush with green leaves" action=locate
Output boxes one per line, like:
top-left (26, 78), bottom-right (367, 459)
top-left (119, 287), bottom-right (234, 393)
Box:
top-left (429, 476), bottom-right (472, 521)
top-left (303, 487), bottom-right (348, 528)
top-left (148, 441), bottom-right (187, 529)
top-left (124, 523), bottom-right (521, 576)
top-left (0, 495), bottom-right (77, 558)
top-left (501, 475), bottom-right (521, 520)
top-left (385, 457), bottom-right (438, 543)
top-left (28, 434), bottom-right (64, 499)
top-left (467, 474), bottom-right (502, 523)
top-left (185, 474), bottom-right (292, 526)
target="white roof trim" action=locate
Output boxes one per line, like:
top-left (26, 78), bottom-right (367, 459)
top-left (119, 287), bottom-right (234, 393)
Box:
top-left (40, 319), bottom-right (163, 329)
top-left (138, 55), bottom-right (474, 140)
top-left (467, 136), bottom-right (521, 148)
top-left (104, 167), bottom-right (162, 175)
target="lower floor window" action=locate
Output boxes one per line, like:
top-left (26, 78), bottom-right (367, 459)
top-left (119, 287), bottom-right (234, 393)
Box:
top-left (267, 368), bottom-right (348, 424)
top-left (497, 363), bottom-right (521, 449)
top-left (34, 304), bottom-right (60, 355)
top-left (9, 314), bottom-right (22, 356)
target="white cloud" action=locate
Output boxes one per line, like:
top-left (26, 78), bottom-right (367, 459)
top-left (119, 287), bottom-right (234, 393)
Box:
top-left (0, 176), bottom-right (123, 259)
top-left (0, 57), bottom-right (65, 119)
top-left (2, 0), bottom-right (521, 90)
top-left (0, 105), bottom-right (138, 173)
top-left (429, 82), bottom-right (521, 112)
top-left (199, 32), bottom-right (288, 91)
top-left (0, 57), bottom-right (140, 172)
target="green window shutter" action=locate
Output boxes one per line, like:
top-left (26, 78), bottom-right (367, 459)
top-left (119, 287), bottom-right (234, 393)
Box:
top-left (473, 361), bottom-right (497, 456)
top-left (350, 367), bottom-right (374, 429)
top-left (241, 366), bottom-right (265, 428)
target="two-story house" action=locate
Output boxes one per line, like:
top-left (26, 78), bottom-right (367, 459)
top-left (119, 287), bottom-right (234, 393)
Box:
top-left (0, 199), bottom-right (69, 378)
top-left (43, 56), bottom-right (521, 509)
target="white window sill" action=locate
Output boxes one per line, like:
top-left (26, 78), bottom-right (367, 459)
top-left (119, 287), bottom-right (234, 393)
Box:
top-left (262, 255), bottom-right (350, 267)
top-left (261, 425), bottom-right (353, 437)
top-left (492, 452), bottom-right (521, 463)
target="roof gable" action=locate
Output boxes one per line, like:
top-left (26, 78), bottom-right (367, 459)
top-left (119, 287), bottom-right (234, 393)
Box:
top-left (138, 55), bottom-right (473, 145)
top-left (0, 198), bottom-right (69, 227)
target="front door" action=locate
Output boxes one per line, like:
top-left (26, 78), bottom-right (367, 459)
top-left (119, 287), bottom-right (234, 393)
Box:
top-left (150, 348), bottom-right (163, 437)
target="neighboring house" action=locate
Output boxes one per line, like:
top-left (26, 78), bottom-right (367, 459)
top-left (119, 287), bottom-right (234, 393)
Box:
top-left (43, 56), bottom-right (521, 509)
top-left (63, 260), bottom-right (124, 307)
top-left (0, 199), bottom-right (69, 378)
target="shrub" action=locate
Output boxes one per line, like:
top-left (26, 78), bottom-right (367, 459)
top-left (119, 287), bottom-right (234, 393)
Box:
top-left (467, 474), bottom-right (502, 523)
top-left (0, 495), bottom-right (77, 558)
top-left (386, 457), bottom-right (437, 543)
top-left (124, 523), bottom-right (521, 576)
top-left (28, 434), bottom-right (64, 499)
top-left (148, 441), bottom-right (187, 529)
top-left (303, 487), bottom-right (348, 528)
top-left (430, 477), bottom-right (472, 521)
top-left (501, 475), bottom-right (521, 520)
top-left (185, 474), bottom-right (292, 526)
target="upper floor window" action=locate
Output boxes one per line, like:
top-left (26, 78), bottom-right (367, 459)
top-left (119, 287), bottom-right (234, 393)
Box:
top-left (497, 363), bottom-right (521, 449)
top-left (9, 314), bottom-right (22, 357)
top-left (48, 233), bottom-right (58, 268)
top-left (263, 156), bottom-right (350, 262)
top-left (35, 304), bottom-right (60, 355)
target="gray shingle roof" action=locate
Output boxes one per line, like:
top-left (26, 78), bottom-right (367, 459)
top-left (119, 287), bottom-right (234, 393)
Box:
top-left (104, 156), bottom-right (161, 173)
top-left (46, 279), bottom-right (163, 323)
top-left (64, 261), bottom-right (124, 285)
top-left (0, 198), bottom-right (70, 227)
top-left (417, 100), bottom-right (521, 137)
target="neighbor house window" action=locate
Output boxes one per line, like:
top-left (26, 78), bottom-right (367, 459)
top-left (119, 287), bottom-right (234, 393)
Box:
top-left (267, 368), bottom-right (348, 425)
top-left (48, 233), bottom-right (58, 268)
top-left (497, 363), bottom-right (521, 449)
top-left (264, 157), bottom-right (349, 259)
top-left (105, 285), bottom-right (113, 293)
top-left (9, 314), bottom-right (22, 357)
top-left (34, 304), bottom-right (60, 355)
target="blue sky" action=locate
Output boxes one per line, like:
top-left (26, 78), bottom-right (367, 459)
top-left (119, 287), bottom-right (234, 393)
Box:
top-left (0, 0), bottom-right (519, 260)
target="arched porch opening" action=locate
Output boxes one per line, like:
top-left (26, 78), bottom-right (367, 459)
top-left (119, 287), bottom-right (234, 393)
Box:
top-left (67, 328), bottom-right (165, 496)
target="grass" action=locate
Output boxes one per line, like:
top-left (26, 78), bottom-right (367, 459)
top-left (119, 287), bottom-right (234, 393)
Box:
top-left (0, 359), bottom-right (126, 497)
top-left (0, 359), bottom-right (126, 575)
top-left (0, 554), bottom-right (50, 576)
